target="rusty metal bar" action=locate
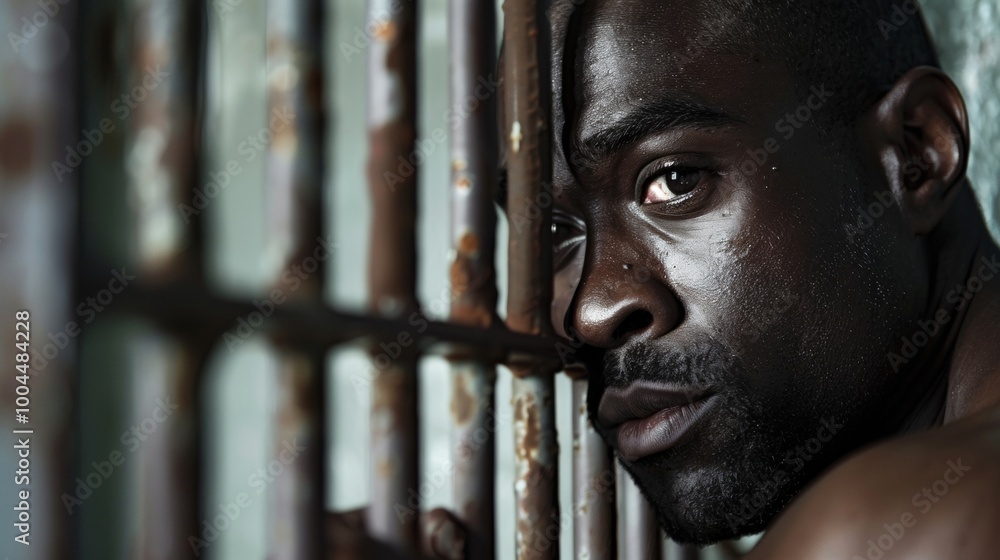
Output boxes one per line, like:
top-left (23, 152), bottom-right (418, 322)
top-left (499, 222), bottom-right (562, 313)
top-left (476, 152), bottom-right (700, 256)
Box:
top-left (449, 364), bottom-right (497, 559)
top-left (264, 0), bottom-right (327, 558)
top-left (268, 348), bottom-right (327, 559)
top-left (447, 0), bottom-right (499, 332)
top-left (511, 374), bottom-right (560, 560)
top-left (264, 1), bottom-right (326, 289)
top-left (447, 0), bottom-right (500, 558)
top-left (126, 0), bottom-right (205, 284)
top-left (123, 1), bottom-right (207, 557)
top-left (619, 464), bottom-right (664, 560)
top-left (365, 0), bottom-right (421, 555)
top-left (81, 278), bottom-right (563, 360)
top-left (131, 338), bottom-right (209, 560)
top-left (502, 0), bottom-right (561, 558)
top-left (570, 373), bottom-right (616, 560)
top-left (368, 356), bottom-right (420, 556)
top-left (0, 0), bottom-right (78, 557)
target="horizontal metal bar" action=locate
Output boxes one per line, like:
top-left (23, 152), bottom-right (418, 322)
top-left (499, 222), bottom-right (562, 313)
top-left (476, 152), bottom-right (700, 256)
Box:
top-left (81, 277), bottom-right (566, 361)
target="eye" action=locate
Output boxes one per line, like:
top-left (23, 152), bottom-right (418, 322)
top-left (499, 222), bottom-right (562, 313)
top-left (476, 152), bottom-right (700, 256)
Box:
top-left (551, 210), bottom-right (585, 267)
top-left (551, 217), bottom-right (584, 250)
top-left (641, 167), bottom-right (705, 205)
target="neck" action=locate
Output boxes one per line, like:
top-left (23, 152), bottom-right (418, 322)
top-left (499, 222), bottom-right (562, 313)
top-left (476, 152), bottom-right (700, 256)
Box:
top-left (897, 186), bottom-right (1000, 431)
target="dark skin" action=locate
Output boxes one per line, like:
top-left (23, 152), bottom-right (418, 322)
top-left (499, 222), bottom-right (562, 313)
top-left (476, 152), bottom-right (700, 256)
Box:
top-left (337, 1), bottom-right (1000, 557)
top-left (537, 0), bottom-right (1000, 556)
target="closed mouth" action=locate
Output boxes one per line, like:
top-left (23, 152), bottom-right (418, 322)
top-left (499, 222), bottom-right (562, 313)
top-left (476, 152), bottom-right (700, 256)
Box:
top-left (598, 382), bottom-right (717, 461)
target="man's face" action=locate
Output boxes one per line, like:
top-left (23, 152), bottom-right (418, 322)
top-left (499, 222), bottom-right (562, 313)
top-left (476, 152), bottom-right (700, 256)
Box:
top-left (548, 0), bottom-right (928, 543)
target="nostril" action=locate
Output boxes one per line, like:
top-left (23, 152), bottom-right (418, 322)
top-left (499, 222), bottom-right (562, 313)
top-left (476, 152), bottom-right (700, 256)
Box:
top-left (612, 310), bottom-right (654, 343)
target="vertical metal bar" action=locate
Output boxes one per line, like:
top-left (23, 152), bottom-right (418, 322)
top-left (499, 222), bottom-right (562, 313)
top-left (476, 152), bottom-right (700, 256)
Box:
top-left (132, 340), bottom-right (207, 560)
top-left (503, 0), bottom-right (560, 558)
top-left (0, 1), bottom-right (78, 557)
top-left (125, 1), bottom-right (206, 557)
top-left (368, 356), bottom-right (420, 555)
top-left (570, 373), bottom-right (616, 560)
top-left (449, 364), bottom-right (497, 559)
top-left (127, 0), bottom-right (205, 284)
top-left (264, 1), bottom-right (328, 559)
top-left (447, 0), bottom-right (499, 558)
top-left (269, 348), bottom-right (327, 560)
top-left (510, 373), bottom-right (560, 560)
top-left (265, 0), bottom-right (326, 290)
top-left (618, 464), bottom-right (664, 560)
top-left (447, 0), bottom-right (498, 332)
top-left (366, 0), bottom-right (421, 555)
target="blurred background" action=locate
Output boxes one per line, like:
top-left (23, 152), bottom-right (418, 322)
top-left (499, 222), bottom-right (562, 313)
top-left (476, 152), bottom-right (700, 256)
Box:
top-left (0, 0), bottom-right (997, 559)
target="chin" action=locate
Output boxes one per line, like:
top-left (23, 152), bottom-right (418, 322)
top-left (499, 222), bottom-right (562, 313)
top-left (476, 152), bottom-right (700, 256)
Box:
top-left (612, 400), bottom-right (818, 546)
top-left (620, 453), bottom-right (794, 545)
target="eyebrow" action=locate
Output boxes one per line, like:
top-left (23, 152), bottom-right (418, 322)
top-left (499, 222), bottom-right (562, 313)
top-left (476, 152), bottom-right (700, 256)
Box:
top-left (570, 95), bottom-right (742, 174)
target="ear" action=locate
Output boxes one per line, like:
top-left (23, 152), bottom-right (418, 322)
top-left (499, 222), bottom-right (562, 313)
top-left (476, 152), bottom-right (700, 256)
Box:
top-left (862, 66), bottom-right (970, 235)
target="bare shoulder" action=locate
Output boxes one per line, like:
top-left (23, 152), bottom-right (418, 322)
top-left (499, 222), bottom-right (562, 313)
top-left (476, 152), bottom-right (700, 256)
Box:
top-left (747, 407), bottom-right (1000, 560)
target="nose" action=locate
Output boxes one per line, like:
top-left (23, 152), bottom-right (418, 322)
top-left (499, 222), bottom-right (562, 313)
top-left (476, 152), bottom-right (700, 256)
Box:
top-left (569, 255), bottom-right (682, 349)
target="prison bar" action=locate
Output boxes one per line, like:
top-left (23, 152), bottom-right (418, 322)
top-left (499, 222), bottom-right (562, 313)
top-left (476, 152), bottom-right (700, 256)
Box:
top-left (264, 0), bottom-right (328, 558)
top-left (1, 0), bottom-right (78, 558)
top-left (447, 0), bottom-right (501, 558)
top-left (569, 369), bottom-right (617, 560)
top-left (124, 1), bottom-right (208, 558)
top-left (501, 0), bottom-right (565, 559)
top-left (365, 0), bottom-right (423, 556)
top-left (619, 469), bottom-right (664, 560)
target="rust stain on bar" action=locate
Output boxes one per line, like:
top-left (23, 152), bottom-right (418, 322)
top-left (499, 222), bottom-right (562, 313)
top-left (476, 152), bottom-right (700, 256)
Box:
top-left (450, 363), bottom-right (498, 560)
top-left (124, 2), bottom-right (206, 558)
top-left (265, 1), bottom-right (328, 559)
top-left (126, 0), bottom-right (205, 284)
top-left (136, 337), bottom-right (208, 560)
top-left (447, 0), bottom-right (501, 558)
top-left (503, 0), bottom-right (555, 340)
top-left (503, 0), bottom-right (561, 558)
top-left (2, 0), bottom-right (80, 556)
top-left (448, 0), bottom-right (499, 331)
top-left (366, 0), bottom-right (421, 556)
top-left (367, 0), bottom-right (418, 316)
top-left (367, 360), bottom-right (421, 557)
top-left (569, 372), bottom-right (616, 560)
top-left (512, 370), bottom-right (560, 560)
top-left (269, 349), bottom-right (327, 560)
top-left (265, 0), bottom-right (327, 303)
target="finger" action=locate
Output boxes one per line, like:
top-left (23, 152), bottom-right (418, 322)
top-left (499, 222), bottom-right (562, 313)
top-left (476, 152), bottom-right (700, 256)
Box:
top-left (423, 508), bottom-right (467, 560)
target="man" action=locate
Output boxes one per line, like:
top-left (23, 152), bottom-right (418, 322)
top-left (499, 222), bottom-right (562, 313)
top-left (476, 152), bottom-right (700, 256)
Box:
top-left (535, 0), bottom-right (1000, 557)
top-left (342, 1), bottom-right (998, 558)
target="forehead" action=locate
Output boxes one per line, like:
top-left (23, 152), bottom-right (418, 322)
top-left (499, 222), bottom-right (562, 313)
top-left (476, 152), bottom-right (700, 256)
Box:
top-left (564, 0), bottom-right (792, 152)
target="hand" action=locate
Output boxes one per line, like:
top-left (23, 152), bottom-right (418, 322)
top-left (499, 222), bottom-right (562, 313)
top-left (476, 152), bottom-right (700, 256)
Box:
top-left (422, 508), bottom-right (467, 560)
top-left (327, 507), bottom-right (469, 560)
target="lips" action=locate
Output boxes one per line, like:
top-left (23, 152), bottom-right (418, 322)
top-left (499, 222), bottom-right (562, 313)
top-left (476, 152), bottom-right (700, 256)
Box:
top-left (597, 381), bottom-right (717, 462)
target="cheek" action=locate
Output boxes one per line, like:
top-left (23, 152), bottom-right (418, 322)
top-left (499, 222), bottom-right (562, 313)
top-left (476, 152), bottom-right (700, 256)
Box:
top-left (659, 188), bottom-right (764, 329)
top-left (660, 176), bottom-right (821, 359)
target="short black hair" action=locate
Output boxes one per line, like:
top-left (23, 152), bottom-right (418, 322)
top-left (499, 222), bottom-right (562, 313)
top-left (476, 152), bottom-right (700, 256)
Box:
top-left (550, 0), bottom-right (942, 125)
top-left (732, 0), bottom-right (941, 123)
